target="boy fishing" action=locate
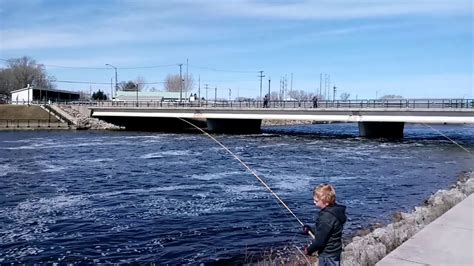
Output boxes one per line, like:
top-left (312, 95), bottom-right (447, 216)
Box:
top-left (303, 183), bottom-right (347, 266)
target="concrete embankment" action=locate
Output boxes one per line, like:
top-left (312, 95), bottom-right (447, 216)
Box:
top-left (377, 193), bottom-right (473, 265)
top-left (341, 171), bottom-right (473, 266)
top-left (0, 105), bottom-right (67, 129)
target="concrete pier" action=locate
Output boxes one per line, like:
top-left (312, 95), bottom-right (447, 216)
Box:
top-left (377, 194), bottom-right (474, 265)
top-left (358, 122), bottom-right (405, 138)
top-left (207, 118), bottom-right (262, 134)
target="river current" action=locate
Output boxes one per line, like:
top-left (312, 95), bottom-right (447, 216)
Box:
top-left (0, 124), bottom-right (472, 264)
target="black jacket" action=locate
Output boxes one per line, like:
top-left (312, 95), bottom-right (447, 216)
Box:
top-left (307, 203), bottom-right (347, 257)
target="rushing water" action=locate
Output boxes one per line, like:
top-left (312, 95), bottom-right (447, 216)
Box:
top-left (0, 124), bottom-right (473, 264)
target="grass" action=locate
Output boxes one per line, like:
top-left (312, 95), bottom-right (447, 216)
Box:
top-left (244, 245), bottom-right (317, 265)
top-left (0, 104), bottom-right (58, 121)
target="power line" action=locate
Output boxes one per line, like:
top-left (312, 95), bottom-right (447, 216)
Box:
top-left (119, 64), bottom-right (177, 70)
top-left (188, 64), bottom-right (258, 73)
top-left (52, 80), bottom-right (165, 85)
top-left (0, 58), bottom-right (177, 70)
top-left (0, 58), bottom-right (260, 73)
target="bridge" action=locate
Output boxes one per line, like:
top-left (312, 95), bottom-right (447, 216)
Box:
top-left (89, 99), bottom-right (474, 138)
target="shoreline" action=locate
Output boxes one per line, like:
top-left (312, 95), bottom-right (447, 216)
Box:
top-left (250, 170), bottom-right (473, 265)
top-left (341, 170), bottom-right (473, 265)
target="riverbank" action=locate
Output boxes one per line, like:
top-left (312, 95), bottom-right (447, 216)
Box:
top-left (377, 193), bottom-right (473, 265)
top-left (262, 119), bottom-right (313, 127)
top-left (341, 171), bottom-right (472, 266)
top-left (252, 171), bottom-right (473, 265)
top-left (58, 104), bottom-right (121, 130)
top-left (0, 105), bottom-right (68, 130)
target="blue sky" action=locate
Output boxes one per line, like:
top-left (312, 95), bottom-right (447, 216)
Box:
top-left (0, 0), bottom-right (472, 99)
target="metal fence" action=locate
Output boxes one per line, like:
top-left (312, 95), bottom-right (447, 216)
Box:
top-left (14, 98), bottom-right (474, 109)
top-left (0, 119), bottom-right (68, 129)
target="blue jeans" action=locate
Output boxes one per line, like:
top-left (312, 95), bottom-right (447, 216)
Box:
top-left (318, 256), bottom-right (340, 266)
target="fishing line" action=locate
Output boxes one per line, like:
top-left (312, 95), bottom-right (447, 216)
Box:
top-left (422, 123), bottom-right (471, 154)
top-left (177, 117), bottom-right (315, 240)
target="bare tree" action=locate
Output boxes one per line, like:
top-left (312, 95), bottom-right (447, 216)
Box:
top-left (0, 56), bottom-right (55, 95)
top-left (135, 76), bottom-right (146, 91)
top-left (340, 92), bottom-right (351, 100)
top-left (118, 77), bottom-right (146, 92)
top-left (270, 91), bottom-right (280, 101)
top-left (288, 90), bottom-right (315, 101)
top-left (119, 81), bottom-right (138, 91)
top-left (164, 74), bottom-right (194, 92)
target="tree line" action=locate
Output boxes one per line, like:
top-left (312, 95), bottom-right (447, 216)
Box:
top-left (1, 56), bottom-right (397, 101)
top-left (0, 57), bottom-right (55, 96)
top-left (0, 56), bottom-right (195, 99)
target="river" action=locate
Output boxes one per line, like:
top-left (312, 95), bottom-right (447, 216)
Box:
top-left (0, 123), bottom-right (472, 264)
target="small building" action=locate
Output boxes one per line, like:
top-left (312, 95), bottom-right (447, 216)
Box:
top-left (114, 91), bottom-right (184, 102)
top-left (11, 86), bottom-right (80, 104)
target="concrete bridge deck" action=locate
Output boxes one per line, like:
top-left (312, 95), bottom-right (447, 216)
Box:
top-left (81, 99), bottom-right (474, 136)
top-left (90, 107), bottom-right (474, 124)
top-left (377, 194), bottom-right (474, 266)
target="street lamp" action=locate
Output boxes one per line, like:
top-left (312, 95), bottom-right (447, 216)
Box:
top-left (105, 64), bottom-right (118, 99)
top-left (135, 82), bottom-right (139, 107)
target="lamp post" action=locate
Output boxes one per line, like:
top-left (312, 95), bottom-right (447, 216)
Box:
top-left (179, 64), bottom-right (183, 103)
top-left (135, 83), bottom-right (139, 107)
top-left (105, 64), bottom-right (118, 99)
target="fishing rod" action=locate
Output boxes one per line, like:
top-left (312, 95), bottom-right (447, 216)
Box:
top-left (178, 117), bottom-right (315, 240)
top-left (423, 123), bottom-right (471, 154)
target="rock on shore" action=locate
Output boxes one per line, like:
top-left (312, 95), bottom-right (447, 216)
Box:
top-left (59, 105), bottom-right (122, 130)
top-left (262, 120), bottom-right (316, 127)
top-left (341, 171), bottom-right (473, 266)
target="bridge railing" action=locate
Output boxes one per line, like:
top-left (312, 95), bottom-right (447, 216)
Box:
top-left (46, 99), bottom-right (474, 109)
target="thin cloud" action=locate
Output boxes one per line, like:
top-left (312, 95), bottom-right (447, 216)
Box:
top-left (171, 0), bottom-right (471, 20)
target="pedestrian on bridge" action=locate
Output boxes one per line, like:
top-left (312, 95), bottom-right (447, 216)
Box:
top-left (313, 96), bottom-right (319, 108)
top-left (263, 94), bottom-right (269, 108)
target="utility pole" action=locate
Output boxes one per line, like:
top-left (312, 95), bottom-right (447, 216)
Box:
top-left (328, 75), bottom-right (331, 100)
top-left (179, 64), bottom-right (183, 102)
top-left (228, 88), bottom-right (231, 101)
top-left (280, 78), bottom-right (283, 100)
top-left (268, 78), bottom-right (271, 102)
top-left (319, 73), bottom-right (322, 98)
top-left (205, 84), bottom-right (209, 100)
top-left (186, 58), bottom-right (189, 98)
top-left (110, 78), bottom-right (113, 101)
top-left (333, 86), bottom-right (337, 102)
top-left (214, 87), bottom-right (217, 103)
top-left (198, 75), bottom-right (201, 105)
top-left (290, 73), bottom-right (293, 94)
top-left (105, 64), bottom-right (118, 98)
top-left (136, 82), bottom-right (139, 107)
top-left (258, 70), bottom-right (265, 99)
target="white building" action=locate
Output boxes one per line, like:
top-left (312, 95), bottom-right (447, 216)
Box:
top-left (11, 86), bottom-right (80, 104)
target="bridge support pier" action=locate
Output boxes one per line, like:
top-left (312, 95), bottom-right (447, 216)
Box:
top-left (358, 122), bottom-right (405, 138)
top-left (207, 119), bottom-right (261, 134)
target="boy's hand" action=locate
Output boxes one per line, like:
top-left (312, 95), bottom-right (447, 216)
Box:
top-left (302, 225), bottom-right (313, 235)
top-left (302, 246), bottom-right (310, 255)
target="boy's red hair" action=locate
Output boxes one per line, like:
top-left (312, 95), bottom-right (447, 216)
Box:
top-left (313, 183), bottom-right (336, 205)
